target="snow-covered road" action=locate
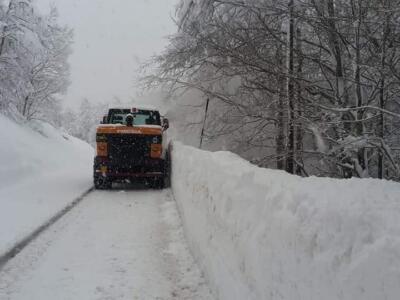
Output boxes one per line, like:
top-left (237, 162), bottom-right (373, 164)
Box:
top-left (0, 189), bottom-right (213, 300)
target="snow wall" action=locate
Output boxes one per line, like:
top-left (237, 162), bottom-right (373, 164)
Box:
top-left (171, 142), bottom-right (400, 300)
top-left (0, 115), bottom-right (93, 255)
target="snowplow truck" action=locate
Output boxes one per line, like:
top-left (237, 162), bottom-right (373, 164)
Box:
top-left (93, 107), bottom-right (170, 189)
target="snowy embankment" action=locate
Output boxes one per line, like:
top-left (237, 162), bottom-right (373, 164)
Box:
top-left (0, 115), bottom-right (93, 256)
top-left (171, 142), bottom-right (400, 300)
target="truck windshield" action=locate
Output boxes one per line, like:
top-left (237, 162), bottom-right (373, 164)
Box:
top-left (108, 109), bottom-right (161, 126)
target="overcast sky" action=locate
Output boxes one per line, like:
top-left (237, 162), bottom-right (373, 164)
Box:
top-left (35, 0), bottom-right (179, 108)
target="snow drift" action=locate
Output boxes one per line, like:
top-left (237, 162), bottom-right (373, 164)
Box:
top-left (171, 142), bottom-right (400, 300)
top-left (0, 115), bottom-right (93, 256)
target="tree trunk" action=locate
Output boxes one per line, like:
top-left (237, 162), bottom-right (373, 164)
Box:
top-left (22, 95), bottom-right (29, 117)
top-left (378, 7), bottom-right (390, 179)
top-left (354, 1), bottom-right (366, 177)
top-left (327, 0), bottom-right (345, 106)
top-left (286, 0), bottom-right (296, 174)
top-left (276, 76), bottom-right (286, 170)
top-left (0, 1), bottom-right (13, 57)
top-left (295, 28), bottom-right (304, 176)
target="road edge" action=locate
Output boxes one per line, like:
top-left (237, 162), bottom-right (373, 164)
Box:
top-left (0, 187), bottom-right (93, 270)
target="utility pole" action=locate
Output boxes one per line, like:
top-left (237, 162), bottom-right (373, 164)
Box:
top-left (200, 98), bottom-right (210, 149)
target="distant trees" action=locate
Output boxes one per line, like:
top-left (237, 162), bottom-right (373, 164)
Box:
top-left (61, 99), bottom-right (105, 145)
top-left (0, 0), bottom-right (72, 122)
top-left (147, 0), bottom-right (400, 180)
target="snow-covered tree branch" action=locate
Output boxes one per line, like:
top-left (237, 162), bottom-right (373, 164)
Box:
top-left (146, 0), bottom-right (400, 180)
top-left (0, 0), bottom-right (72, 123)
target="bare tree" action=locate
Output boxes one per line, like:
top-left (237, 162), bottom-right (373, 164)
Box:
top-left (146, 0), bottom-right (400, 180)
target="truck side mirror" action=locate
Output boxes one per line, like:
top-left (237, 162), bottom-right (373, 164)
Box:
top-left (162, 118), bottom-right (169, 131)
top-left (101, 115), bottom-right (108, 124)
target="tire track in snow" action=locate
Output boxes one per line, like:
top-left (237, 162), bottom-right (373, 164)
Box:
top-left (0, 187), bottom-right (94, 270)
top-left (0, 189), bottom-right (214, 300)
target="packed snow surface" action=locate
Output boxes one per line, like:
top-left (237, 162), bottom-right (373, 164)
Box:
top-left (0, 189), bottom-right (213, 300)
top-left (171, 142), bottom-right (400, 300)
top-left (0, 115), bottom-right (93, 256)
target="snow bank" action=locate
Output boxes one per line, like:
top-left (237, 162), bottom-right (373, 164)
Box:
top-left (0, 115), bottom-right (93, 256)
top-left (171, 142), bottom-right (400, 300)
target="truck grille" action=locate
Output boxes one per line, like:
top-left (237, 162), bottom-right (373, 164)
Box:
top-left (107, 134), bottom-right (157, 165)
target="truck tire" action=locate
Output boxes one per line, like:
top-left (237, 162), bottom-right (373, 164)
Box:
top-left (163, 150), bottom-right (171, 188)
top-left (149, 177), bottom-right (164, 190)
top-left (94, 175), bottom-right (112, 190)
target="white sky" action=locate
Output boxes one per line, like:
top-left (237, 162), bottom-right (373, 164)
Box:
top-left (35, 0), bottom-right (179, 108)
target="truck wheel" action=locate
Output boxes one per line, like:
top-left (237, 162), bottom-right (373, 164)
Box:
top-left (94, 176), bottom-right (112, 190)
top-left (157, 177), bottom-right (165, 189)
top-left (163, 150), bottom-right (171, 188)
top-left (149, 177), bottom-right (164, 190)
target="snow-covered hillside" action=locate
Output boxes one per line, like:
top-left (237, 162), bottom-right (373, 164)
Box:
top-left (0, 115), bottom-right (93, 256)
top-left (171, 142), bottom-right (400, 300)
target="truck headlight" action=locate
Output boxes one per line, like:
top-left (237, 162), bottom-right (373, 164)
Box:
top-left (150, 144), bottom-right (162, 158)
top-left (97, 142), bottom-right (108, 157)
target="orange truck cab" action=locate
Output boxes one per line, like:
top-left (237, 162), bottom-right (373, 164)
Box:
top-left (93, 107), bottom-right (170, 189)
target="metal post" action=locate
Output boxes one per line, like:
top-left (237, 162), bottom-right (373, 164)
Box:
top-left (200, 98), bottom-right (210, 149)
